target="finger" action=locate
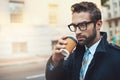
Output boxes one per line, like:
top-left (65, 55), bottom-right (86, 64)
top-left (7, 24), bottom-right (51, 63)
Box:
top-left (54, 49), bottom-right (62, 54)
top-left (61, 35), bottom-right (68, 40)
top-left (55, 44), bottom-right (66, 50)
top-left (58, 38), bottom-right (68, 45)
top-left (53, 50), bottom-right (65, 57)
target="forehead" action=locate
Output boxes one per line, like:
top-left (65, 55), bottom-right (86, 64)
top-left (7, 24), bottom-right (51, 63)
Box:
top-left (72, 12), bottom-right (91, 24)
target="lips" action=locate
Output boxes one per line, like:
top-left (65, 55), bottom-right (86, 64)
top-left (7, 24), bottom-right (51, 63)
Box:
top-left (76, 34), bottom-right (86, 41)
top-left (77, 37), bottom-right (85, 41)
top-left (76, 36), bottom-right (86, 41)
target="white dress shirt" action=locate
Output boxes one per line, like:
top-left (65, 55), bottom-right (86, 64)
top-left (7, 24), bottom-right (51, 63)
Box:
top-left (82, 39), bottom-right (101, 78)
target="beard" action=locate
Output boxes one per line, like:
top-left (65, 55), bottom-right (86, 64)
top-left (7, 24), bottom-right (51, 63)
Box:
top-left (76, 28), bottom-right (97, 46)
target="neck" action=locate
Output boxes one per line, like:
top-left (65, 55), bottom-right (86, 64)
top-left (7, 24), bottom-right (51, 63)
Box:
top-left (87, 33), bottom-right (101, 48)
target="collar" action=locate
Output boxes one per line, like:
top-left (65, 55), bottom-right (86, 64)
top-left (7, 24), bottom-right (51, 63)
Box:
top-left (95, 32), bottom-right (108, 53)
top-left (85, 38), bottom-right (101, 55)
top-left (75, 32), bottom-right (108, 55)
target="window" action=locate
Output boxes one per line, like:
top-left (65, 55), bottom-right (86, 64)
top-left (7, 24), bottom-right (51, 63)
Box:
top-left (113, 2), bottom-right (117, 8)
top-left (9, 0), bottom-right (24, 23)
top-left (107, 5), bottom-right (110, 9)
top-left (115, 20), bottom-right (118, 27)
top-left (108, 13), bottom-right (111, 18)
top-left (108, 22), bottom-right (112, 28)
top-left (48, 3), bottom-right (58, 24)
top-left (114, 11), bottom-right (117, 17)
top-left (109, 30), bottom-right (113, 37)
top-left (12, 42), bottom-right (27, 53)
top-left (119, 1), bottom-right (120, 6)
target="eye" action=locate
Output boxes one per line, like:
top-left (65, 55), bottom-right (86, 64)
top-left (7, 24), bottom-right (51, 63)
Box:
top-left (80, 24), bottom-right (86, 30)
top-left (68, 24), bottom-right (77, 32)
top-left (78, 23), bottom-right (86, 27)
top-left (77, 22), bottom-right (87, 31)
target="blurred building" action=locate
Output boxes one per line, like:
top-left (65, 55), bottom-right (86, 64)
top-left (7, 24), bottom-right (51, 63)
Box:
top-left (0, 0), bottom-right (101, 58)
top-left (102, 0), bottom-right (120, 45)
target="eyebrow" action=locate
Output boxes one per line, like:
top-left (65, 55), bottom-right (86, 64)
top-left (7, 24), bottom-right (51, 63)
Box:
top-left (71, 21), bottom-right (91, 25)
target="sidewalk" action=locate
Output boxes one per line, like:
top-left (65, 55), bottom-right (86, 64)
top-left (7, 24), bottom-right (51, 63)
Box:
top-left (0, 55), bottom-right (49, 67)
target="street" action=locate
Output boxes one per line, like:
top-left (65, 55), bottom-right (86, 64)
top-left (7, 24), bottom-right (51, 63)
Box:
top-left (0, 59), bottom-right (48, 80)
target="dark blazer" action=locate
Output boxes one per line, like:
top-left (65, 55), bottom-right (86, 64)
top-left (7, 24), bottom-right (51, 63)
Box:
top-left (45, 32), bottom-right (120, 80)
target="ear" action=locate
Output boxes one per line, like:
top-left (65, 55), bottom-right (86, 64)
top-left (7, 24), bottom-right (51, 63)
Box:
top-left (96, 20), bottom-right (102, 30)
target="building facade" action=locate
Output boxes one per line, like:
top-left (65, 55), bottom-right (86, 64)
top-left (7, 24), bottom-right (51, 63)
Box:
top-left (0, 0), bottom-right (101, 58)
top-left (102, 0), bottom-right (120, 45)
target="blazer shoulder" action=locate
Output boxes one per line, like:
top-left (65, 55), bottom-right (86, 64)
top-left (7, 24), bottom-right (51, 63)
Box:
top-left (109, 43), bottom-right (120, 51)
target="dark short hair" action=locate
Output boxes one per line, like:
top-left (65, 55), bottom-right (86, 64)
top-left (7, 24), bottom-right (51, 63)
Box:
top-left (71, 2), bottom-right (101, 22)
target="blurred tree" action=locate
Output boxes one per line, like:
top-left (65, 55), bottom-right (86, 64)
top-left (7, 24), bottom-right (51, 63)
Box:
top-left (101, 0), bottom-right (109, 6)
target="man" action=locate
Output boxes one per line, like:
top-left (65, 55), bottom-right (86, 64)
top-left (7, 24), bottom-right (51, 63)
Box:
top-left (45, 1), bottom-right (120, 80)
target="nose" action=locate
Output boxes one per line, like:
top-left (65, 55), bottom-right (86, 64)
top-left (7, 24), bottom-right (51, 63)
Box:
top-left (75, 27), bottom-right (82, 34)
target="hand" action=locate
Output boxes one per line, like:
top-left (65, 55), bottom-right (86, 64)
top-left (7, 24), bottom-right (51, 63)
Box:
top-left (52, 36), bottom-right (68, 66)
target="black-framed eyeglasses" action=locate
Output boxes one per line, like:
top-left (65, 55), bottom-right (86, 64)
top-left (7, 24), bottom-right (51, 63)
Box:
top-left (68, 21), bottom-right (95, 32)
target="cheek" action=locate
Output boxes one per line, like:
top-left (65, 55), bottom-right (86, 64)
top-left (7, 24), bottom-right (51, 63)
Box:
top-left (85, 28), bottom-right (95, 38)
top-left (85, 27), bottom-right (93, 34)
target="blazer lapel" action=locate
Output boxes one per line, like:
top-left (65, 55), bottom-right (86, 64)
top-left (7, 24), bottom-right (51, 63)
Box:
top-left (84, 52), bottom-right (105, 80)
top-left (73, 52), bottom-right (83, 80)
top-left (73, 45), bottom-right (85, 80)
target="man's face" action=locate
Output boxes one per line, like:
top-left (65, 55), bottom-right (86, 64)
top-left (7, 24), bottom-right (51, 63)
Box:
top-left (72, 12), bottom-right (97, 47)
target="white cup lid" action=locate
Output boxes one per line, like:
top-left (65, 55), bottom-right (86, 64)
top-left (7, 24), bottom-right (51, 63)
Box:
top-left (61, 49), bottom-right (70, 60)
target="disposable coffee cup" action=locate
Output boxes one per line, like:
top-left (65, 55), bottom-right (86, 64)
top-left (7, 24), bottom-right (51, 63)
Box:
top-left (61, 36), bottom-right (77, 58)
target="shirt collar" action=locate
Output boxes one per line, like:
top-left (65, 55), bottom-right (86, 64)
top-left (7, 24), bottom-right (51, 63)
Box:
top-left (85, 39), bottom-right (101, 55)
